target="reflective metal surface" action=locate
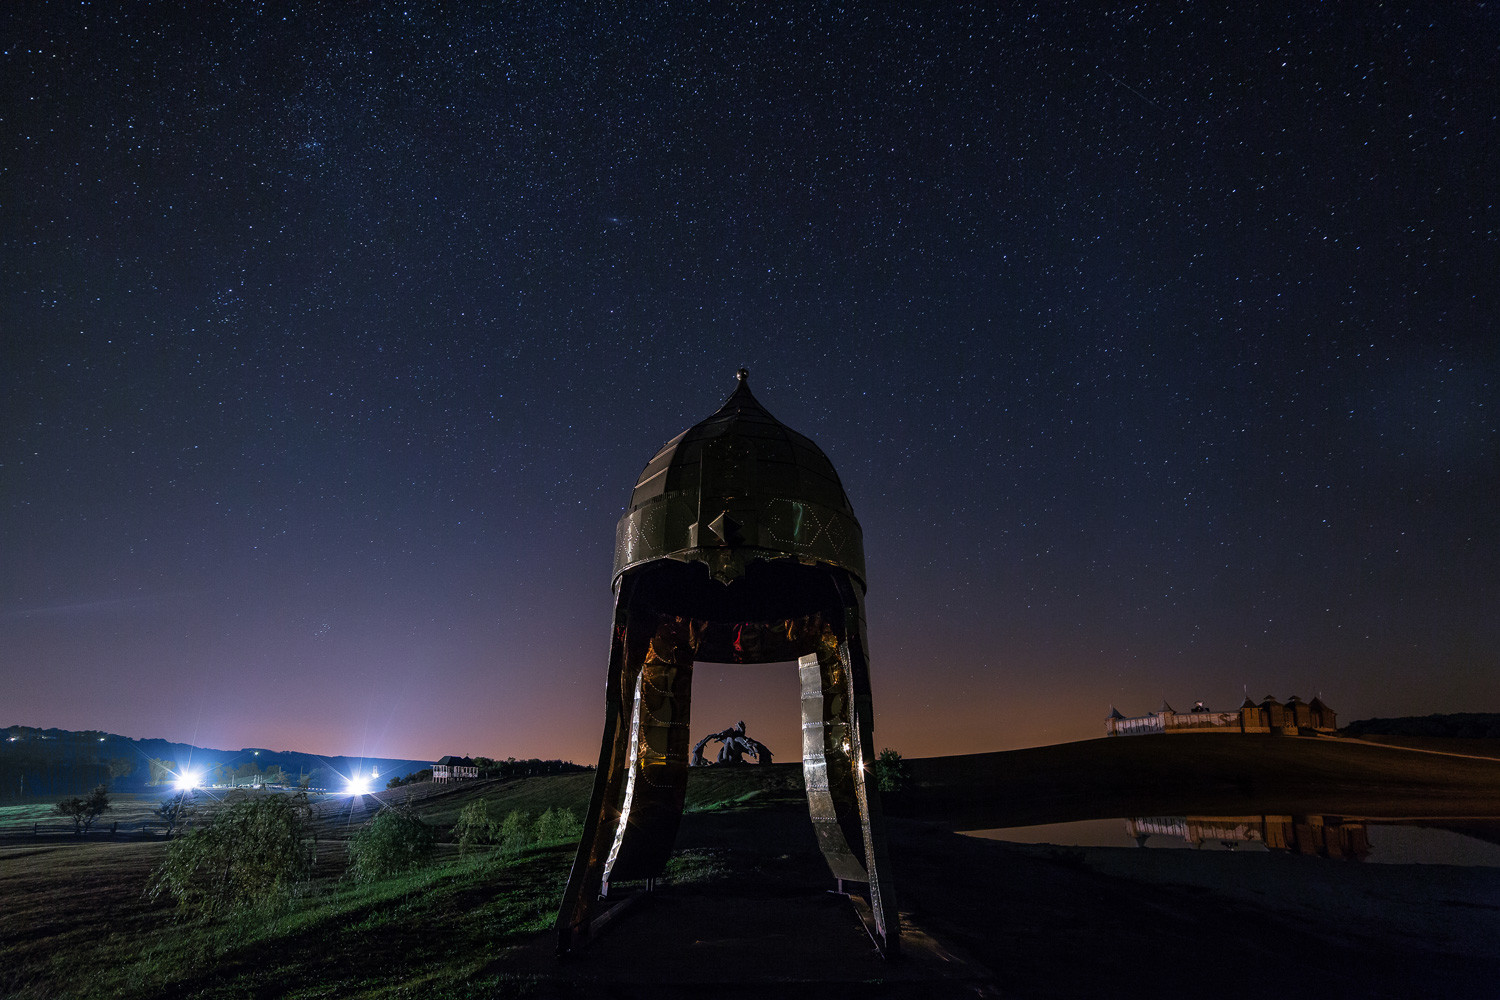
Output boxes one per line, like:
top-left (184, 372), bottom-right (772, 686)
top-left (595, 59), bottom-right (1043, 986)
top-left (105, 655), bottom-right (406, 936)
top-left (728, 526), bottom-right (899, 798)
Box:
top-left (613, 368), bottom-right (867, 587)
top-left (557, 371), bottom-right (898, 958)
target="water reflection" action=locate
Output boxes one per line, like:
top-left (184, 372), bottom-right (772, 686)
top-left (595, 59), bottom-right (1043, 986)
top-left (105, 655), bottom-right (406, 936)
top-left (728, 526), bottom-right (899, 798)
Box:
top-left (966, 815), bottom-right (1500, 867)
top-left (1126, 815), bottom-right (1370, 859)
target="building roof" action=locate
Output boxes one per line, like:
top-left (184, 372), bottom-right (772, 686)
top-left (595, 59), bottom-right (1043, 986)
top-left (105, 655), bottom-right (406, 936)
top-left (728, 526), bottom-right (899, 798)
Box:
top-left (611, 369), bottom-right (866, 588)
top-left (436, 756), bottom-right (476, 767)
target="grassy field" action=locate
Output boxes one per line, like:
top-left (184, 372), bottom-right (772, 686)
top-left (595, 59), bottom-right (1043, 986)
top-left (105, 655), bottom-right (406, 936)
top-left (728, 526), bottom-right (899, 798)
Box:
top-left (3, 736), bottom-right (1498, 999)
top-left (0, 767), bottom-right (816, 999)
top-left (0, 837), bottom-right (580, 999)
top-left (0, 794), bottom-right (169, 838)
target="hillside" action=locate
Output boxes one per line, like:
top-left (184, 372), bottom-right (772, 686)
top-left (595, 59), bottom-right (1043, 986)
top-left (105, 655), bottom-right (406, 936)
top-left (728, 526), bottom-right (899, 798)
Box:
top-left (1343, 712), bottom-right (1500, 739)
top-left (889, 733), bottom-right (1500, 829)
top-left (4, 734), bottom-right (1500, 998)
top-left (344, 735), bottom-right (1500, 840)
top-left (0, 726), bottom-right (437, 801)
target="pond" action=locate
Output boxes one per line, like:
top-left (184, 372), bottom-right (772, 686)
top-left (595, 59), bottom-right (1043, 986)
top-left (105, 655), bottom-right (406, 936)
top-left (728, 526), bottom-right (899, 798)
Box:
top-left (965, 814), bottom-right (1500, 867)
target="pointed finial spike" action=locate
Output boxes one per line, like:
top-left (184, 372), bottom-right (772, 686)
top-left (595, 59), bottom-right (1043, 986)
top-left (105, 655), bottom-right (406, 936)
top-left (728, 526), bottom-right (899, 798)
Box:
top-left (736, 367), bottom-right (749, 384)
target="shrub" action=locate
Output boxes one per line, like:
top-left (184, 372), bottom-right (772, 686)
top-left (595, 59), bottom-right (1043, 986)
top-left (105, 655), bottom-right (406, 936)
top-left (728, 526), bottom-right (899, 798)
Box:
top-left (532, 807), bottom-right (582, 845)
top-left (873, 747), bottom-right (907, 793)
top-left (148, 792), bottom-right (315, 916)
top-left (496, 810), bottom-right (533, 856)
top-left (346, 805), bottom-right (436, 883)
top-left (453, 800), bottom-right (496, 853)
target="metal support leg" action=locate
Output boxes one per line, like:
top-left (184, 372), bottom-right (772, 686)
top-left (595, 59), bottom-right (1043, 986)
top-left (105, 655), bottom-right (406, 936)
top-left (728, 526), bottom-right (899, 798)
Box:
top-left (557, 586), bottom-right (642, 955)
top-left (605, 620), bottom-right (694, 881)
top-left (557, 601), bottom-right (693, 955)
top-left (798, 604), bottom-right (899, 957)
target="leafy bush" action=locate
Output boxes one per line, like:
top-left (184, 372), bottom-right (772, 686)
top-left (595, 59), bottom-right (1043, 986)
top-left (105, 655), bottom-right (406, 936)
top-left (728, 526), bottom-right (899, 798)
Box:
top-left (453, 800), bottom-right (496, 853)
top-left (497, 809), bottom-right (533, 856)
top-left (454, 804), bottom-right (581, 861)
top-left (873, 747), bottom-right (907, 793)
top-left (346, 805), bottom-right (436, 883)
top-left (148, 792), bottom-right (315, 916)
top-left (532, 807), bottom-right (582, 845)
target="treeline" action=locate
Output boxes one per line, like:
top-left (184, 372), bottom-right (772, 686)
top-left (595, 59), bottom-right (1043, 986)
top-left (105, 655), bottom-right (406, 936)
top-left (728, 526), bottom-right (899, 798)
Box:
top-left (0, 753), bottom-right (116, 800)
top-left (0, 729), bottom-right (133, 800)
top-left (1344, 713), bottom-right (1500, 739)
top-left (477, 757), bottom-right (591, 780)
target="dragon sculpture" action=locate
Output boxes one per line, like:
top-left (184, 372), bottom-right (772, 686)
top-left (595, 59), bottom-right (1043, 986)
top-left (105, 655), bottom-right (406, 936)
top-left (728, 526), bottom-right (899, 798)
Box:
top-left (690, 720), bottom-right (773, 766)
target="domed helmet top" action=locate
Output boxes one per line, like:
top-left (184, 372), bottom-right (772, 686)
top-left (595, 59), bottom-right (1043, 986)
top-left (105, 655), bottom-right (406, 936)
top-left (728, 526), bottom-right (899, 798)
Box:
top-left (613, 369), bottom-right (866, 590)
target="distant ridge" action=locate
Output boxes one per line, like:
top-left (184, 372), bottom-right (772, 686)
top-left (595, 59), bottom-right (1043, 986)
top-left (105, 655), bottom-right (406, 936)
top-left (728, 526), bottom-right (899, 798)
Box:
top-left (1, 725), bottom-right (438, 801)
top-left (1343, 713), bottom-right (1500, 739)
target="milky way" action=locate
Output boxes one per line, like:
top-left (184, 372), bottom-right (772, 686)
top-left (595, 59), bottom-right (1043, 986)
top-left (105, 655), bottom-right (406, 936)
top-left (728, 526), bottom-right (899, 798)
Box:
top-left (3, 5), bottom-right (1495, 761)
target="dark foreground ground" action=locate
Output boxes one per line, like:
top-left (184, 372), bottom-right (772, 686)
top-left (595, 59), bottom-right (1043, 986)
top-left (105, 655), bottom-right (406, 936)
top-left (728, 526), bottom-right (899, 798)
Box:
top-left (3, 735), bottom-right (1499, 999)
top-left (501, 752), bottom-right (1500, 1000)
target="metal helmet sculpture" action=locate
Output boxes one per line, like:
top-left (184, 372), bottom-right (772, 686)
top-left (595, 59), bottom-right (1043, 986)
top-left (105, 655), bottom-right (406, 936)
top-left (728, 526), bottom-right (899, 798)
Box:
top-left (556, 369), bottom-right (898, 956)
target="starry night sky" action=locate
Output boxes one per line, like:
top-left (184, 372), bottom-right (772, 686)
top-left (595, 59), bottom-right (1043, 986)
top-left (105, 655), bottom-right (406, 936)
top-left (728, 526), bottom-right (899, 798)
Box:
top-left (4, 4), bottom-right (1496, 764)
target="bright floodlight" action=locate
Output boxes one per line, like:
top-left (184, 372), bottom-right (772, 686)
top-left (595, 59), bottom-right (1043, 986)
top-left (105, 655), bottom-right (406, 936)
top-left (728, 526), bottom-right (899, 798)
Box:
top-left (346, 772), bottom-right (373, 796)
top-left (173, 770), bottom-right (202, 793)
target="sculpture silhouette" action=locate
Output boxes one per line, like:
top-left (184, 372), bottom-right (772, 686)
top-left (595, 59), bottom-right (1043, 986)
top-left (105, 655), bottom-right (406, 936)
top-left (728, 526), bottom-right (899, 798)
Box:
top-left (691, 720), bottom-right (774, 766)
top-left (556, 370), bottom-right (898, 957)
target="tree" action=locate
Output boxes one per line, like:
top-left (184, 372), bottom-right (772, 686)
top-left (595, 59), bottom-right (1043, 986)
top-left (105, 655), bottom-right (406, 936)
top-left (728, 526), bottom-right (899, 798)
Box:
top-left (453, 800), bottom-right (496, 853)
top-left (873, 748), bottom-right (907, 793)
top-left (496, 810), bottom-right (533, 856)
top-left (345, 806), bottom-right (435, 883)
top-left (533, 807), bottom-right (582, 845)
top-left (148, 792), bottom-right (316, 916)
top-left (385, 768), bottom-right (433, 788)
top-left (54, 797), bottom-right (86, 834)
top-left (55, 784), bottom-right (111, 834)
top-left (153, 791), bottom-right (196, 838)
top-left (147, 758), bottom-right (179, 786)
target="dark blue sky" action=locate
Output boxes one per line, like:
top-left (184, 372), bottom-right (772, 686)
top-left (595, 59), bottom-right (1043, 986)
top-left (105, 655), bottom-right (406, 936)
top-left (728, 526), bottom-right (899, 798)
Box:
top-left (4, 4), bottom-right (1495, 763)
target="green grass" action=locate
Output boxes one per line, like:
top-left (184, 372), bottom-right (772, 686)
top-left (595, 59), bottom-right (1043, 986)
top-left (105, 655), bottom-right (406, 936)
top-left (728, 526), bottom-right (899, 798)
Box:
top-left (0, 793), bottom-right (168, 836)
top-left (2, 767), bottom-right (794, 1000)
top-left (684, 788), bottom-right (768, 813)
top-left (2, 840), bottom-right (578, 1000)
top-left (352, 772), bottom-right (597, 835)
top-left (682, 761), bottom-right (805, 812)
top-left (11, 743), bottom-right (1498, 997)
top-left (0, 767), bottom-right (806, 999)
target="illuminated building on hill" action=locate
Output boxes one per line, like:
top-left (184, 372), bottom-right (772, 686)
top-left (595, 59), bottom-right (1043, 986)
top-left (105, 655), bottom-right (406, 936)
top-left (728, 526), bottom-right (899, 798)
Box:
top-left (1106, 695), bottom-right (1336, 736)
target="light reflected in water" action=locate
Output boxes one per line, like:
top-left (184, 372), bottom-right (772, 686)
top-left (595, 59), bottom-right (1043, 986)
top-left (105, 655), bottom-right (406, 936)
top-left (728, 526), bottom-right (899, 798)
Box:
top-left (964, 815), bottom-right (1500, 867)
